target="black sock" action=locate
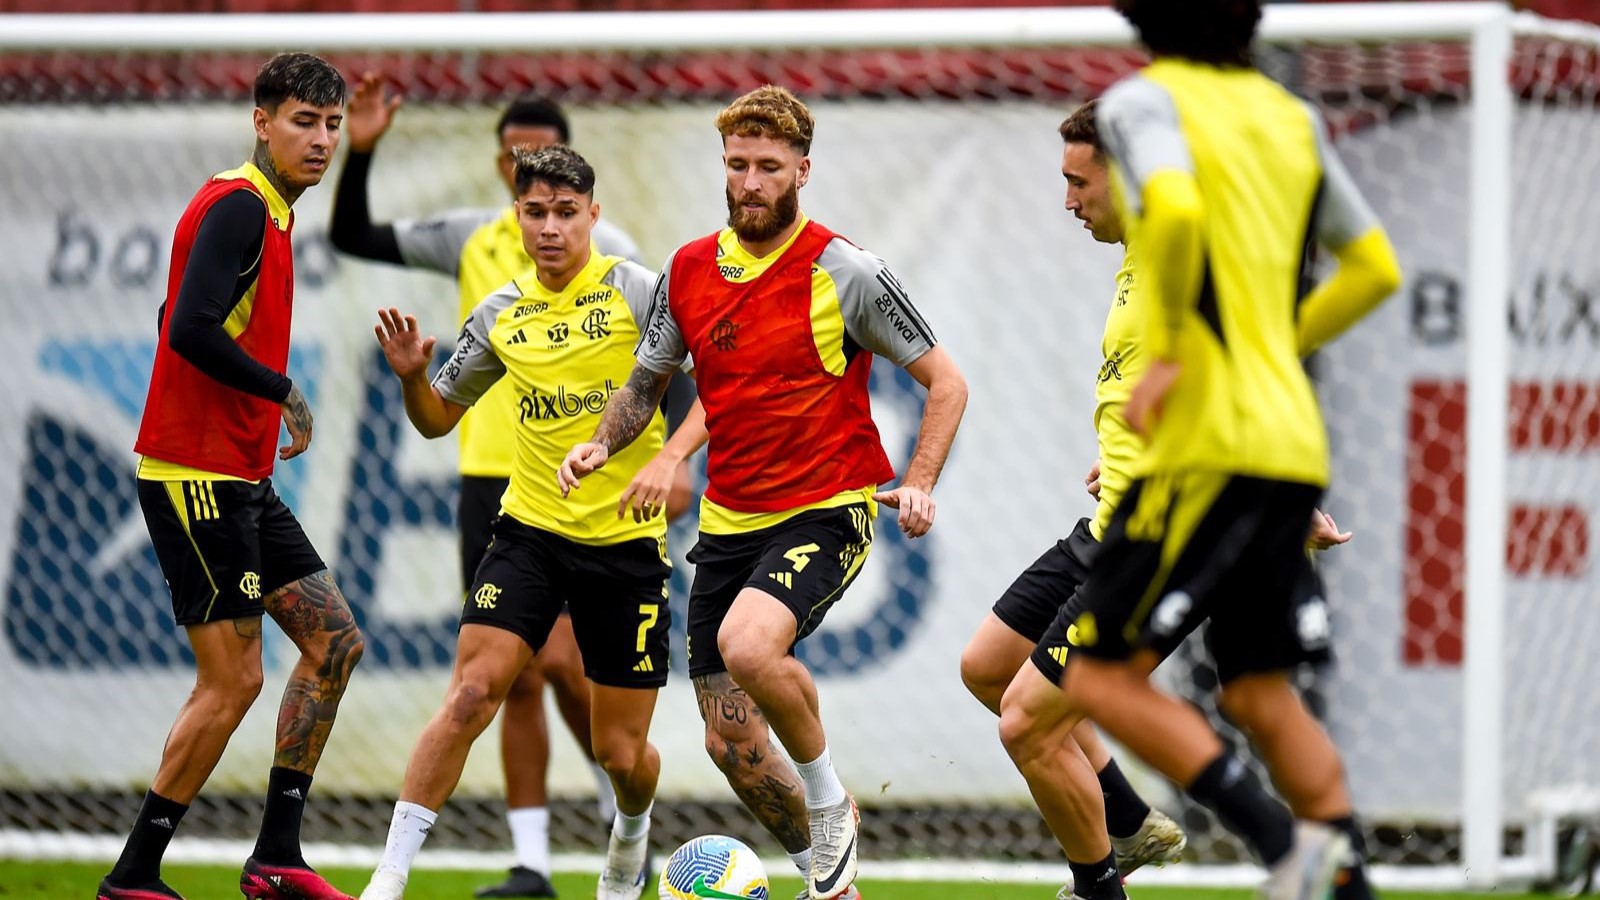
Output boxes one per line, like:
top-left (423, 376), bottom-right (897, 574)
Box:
top-left (107, 790), bottom-right (188, 886)
top-left (1326, 815), bottom-right (1376, 900)
top-left (1186, 753), bottom-right (1294, 866)
top-left (1068, 851), bottom-right (1124, 900)
top-left (252, 767), bottom-right (313, 866)
top-left (1098, 759), bottom-right (1152, 839)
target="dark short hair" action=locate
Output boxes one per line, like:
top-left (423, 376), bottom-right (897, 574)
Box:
top-left (1114, 0), bottom-right (1262, 68)
top-left (498, 95), bottom-right (571, 144)
top-left (254, 52), bottom-right (347, 112)
top-left (513, 145), bottom-right (596, 197)
top-left (1058, 99), bottom-right (1104, 157)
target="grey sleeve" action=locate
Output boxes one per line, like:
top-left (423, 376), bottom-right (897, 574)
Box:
top-left (593, 219), bottom-right (645, 265)
top-left (634, 250), bottom-right (689, 375)
top-left (1096, 76), bottom-right (1193, 217)
top-left (1307, 106), bottom-right (1381, 250)
top-left (607, 260), bottom-right (661, 330)
top-left (431, 282), bottom-right (514, 407)
top-left (392, 207), bottom-right (499, 277)
top-left (822, 239), bottom-right (936, 368)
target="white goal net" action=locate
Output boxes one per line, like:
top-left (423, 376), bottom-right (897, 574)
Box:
top-left (1, 3), bottom-right (1598, 889)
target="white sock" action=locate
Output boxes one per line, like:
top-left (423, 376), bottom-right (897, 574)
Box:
top-left (375, 800), bottom-right (438, 880)
top-left (592, 762), bottom-right (618, 821)
top-left (788, 848), bottom-right (813, 876)
top-left (506, 806), bottom-right (550, 875)
top-left (794, 747), bottom-right (847, 810)
top-left (612, 803), bottom-right (653, 842)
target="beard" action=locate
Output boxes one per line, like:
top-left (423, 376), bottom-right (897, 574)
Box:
top-left (726, 179), bottom-right (800, 243)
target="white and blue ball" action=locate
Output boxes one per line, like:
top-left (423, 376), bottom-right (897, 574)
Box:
top-left (658, 834), bottom-right (769, 900)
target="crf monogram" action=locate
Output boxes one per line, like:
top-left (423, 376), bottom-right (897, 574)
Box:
top-left (582, 308), bottom-right (611, 340)
top-left (519, 380), bottom-right (621, 422)
top-left (711, 318), bottom-right (737, 351)
top-left (474, 583), bottom-right (501, 609)
top-left (238, 572), bottom-right (261, 600)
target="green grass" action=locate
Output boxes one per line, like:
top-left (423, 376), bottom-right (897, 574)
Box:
top-left (0, 860), bottom-right (1553, 900)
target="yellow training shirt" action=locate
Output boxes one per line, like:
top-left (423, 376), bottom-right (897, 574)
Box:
top-left (432, 252), bottom-right (665, 545)
top-left (1090, 247), bottom-right (1146, 539)
top-left (1099, 58), bottom-right (1335, 486)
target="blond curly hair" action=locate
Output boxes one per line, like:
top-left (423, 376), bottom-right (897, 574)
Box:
top-left (715, 84), bottom-right (814, 154)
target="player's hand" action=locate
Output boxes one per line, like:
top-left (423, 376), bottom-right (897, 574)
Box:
top-left (1126, 358), bottom-right (1181, 437)
top-left (873, 485), bottom-right (936, 538)
top-left (279, 383), bottom-right (313, 460)
top-left (346, 72), bottom-right (403, 153)
top-left (374, 307), bottom-right (436, 381)
top-left (1306, 509), bottom-right (1353, 551)
top-left (558, 442), bottom-right (609, 497)
top-left (1085, 458), bottom-right (1102, 499)
top-left (619, 451), bottom-right (682, 522)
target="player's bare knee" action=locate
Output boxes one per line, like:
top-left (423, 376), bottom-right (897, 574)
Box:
top-left (959, 644), bottom-right (1008, 711)
top-left (1216, 675), bottom-right (1289, 734)
top-left (593, 735), bottom-right (644, 781)
top-left (718, 641), bottom-right (770, 687)
top-left (443, 678), bottom-right (500, 733)
top-left (997, 699), bottom-right (1047, 766)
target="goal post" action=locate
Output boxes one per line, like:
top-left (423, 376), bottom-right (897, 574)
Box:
top-left (1, 3), bottom-right (1597, 891)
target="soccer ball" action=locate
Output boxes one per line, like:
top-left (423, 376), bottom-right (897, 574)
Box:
top-left (658, 834), bottom-right (770, 900)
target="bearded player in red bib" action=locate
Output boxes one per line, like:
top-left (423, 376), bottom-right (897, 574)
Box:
top-left (558, 85), bottom-right (968, 900)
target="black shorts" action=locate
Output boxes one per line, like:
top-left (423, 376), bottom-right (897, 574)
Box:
top-left (138, 477), bottom-right (325, 627)
top-left (459, 474), bottom-right (509, 591)
top-left (1070, 473), bottom-right (1334, 684)
top-left (685, 504), bottom-right (875, 679)
top-left (994, 518), bottom-right (1099, 644)
top-left (462, 516), bottom-right (672, 688)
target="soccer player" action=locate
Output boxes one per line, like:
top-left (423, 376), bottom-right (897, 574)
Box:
top-left (329, 78), bottom-right (684, 898)
top-left (359, 146), bottom-right (687, 900)
top-left (957, 100), bottom-right (1186, 900)
top-left (1058, 3), bottom-right (1403, 900)
top-left (102, 53), bottom-right (362, 900)
top-left (558, 85), bottom-right (969, 900)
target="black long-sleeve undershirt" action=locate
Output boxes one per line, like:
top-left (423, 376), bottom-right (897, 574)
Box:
top-left (328, 149), bottom-right (405, 265)
top-left (161, 189), bottom-right (294, 404)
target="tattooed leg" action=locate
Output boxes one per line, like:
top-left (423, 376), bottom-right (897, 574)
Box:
top-left (149, 616), bottom-right (267, 803)
top-left (694, 672), bottom-right (811, 852)
top-left (263, 569), bottom-right (365, 774)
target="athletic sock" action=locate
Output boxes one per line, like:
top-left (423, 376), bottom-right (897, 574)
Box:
top-left (788, 848), bottom-right (813, 877)
top-left (1097, 759), bottom-right (1152, 840)
top-left (1326, 815), bottom-right (1376, 900)
top-left (1185, 753), bottom-right (1294, 866)
top-left (375, 801), bottom-right (439, 881)
top-left (107, 790), bottom-right (189, 886)
top-left (507, 806), bottom-right (551, 874)
top-left (613, 804), bottom-right (653, 842)
top-left (794, 747), bottom-right (848, 810)
top-left (1068, 851), bottom-right (1125, 900)
top-left (252, 767), bottom-right (313, 866)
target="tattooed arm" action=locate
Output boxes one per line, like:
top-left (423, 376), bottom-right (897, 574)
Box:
top-left (556, 363), bottom-right (673, 497)
top-left (279, 383), bottom-right (314, 460)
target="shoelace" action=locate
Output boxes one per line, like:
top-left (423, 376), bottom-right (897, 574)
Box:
top-left (811, 806), bottom-right (847, 872)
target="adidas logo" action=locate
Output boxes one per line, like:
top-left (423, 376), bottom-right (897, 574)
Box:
top-left (507, 328), bottom-right (528, 345)
top-left (282, 787), bottom-right (304, 800)
top-left (768, 571), bottom-right (793, 589)
top-left (150, 817), bottom-right (174, 829)
top-left (1047, 646), bottom-right (1069, 667)
top-left (632, 657), bottom-right (654, 673)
